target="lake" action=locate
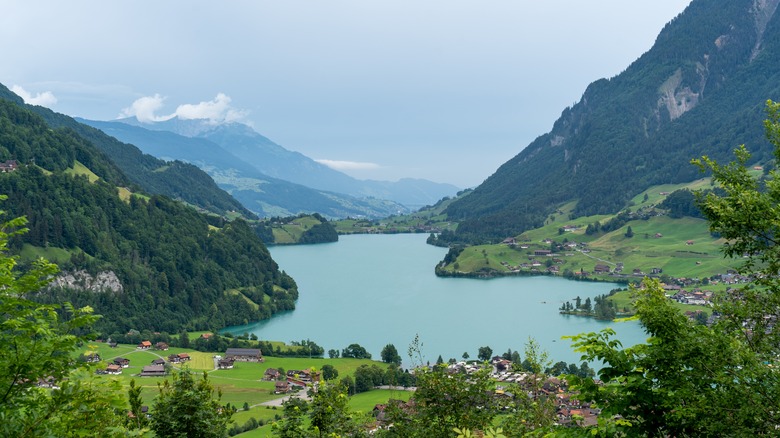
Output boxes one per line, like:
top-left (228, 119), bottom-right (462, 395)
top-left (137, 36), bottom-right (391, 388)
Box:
top-left (224, 233), bottom-right (647, 366)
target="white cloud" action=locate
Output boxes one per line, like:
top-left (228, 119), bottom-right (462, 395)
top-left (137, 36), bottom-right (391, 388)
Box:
top-left (11, 85), bottom-right (58, 107)
top-left (118, 93), bottom-right (171, 122)
top-left (173, 93), bottom-right (247, 123)
top-left (119, 93), bottom-right (248, 124)
top-left (315, 159), bottom-right (381, 171)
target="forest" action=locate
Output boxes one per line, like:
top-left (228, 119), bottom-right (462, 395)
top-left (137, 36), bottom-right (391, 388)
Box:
top-left (440, 0), bottom-right (780, 244)
top-left (0, 96), bottom-right (297, 335)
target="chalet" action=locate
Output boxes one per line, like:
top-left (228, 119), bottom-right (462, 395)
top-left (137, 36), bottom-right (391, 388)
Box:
top-left (151, 358), bottom-right (166, 366)
top-left (275, 381), bottom-right (290, 394)
top-left (114, 357), bottom-right (130, 368)
top-left (594, 264), bottom-right (611, 274)
top-left (225, 348), bottom-right (263, 362)
top-left (138, 340), bottom-right (152, 350)
top-left (501, 237), bottom-right (516, 245)
top-left (651, 267), bottom-right (663, 274)
top-left (0, 160), bottom-right (18, 172)
top-left (263, 368), bottom-right (281, 381)
top-left (168, 354), bottom-right (181, 363)
top-left (84, 353), bottom-right (101, 363)
top-left (200, 333), bottom-right (213, 340)
top-left (217, 358), bottom-right (235, 369)
top-left (155, 342), bottom-right (169, 351)
top-left (632, 269), bottom-right (643, 276)
top-left (106, 364), bottom-right (122, 375)
top-left (534, 249), bottom-right (551, 257)
top-left (37, 377), bottom-right (59, 389)
top-left (139, 364), bottom-right (166, 377)
top-left (177, 353), bottom-right (191, 362)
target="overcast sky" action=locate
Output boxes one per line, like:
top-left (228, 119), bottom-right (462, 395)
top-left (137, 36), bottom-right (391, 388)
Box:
top-left (2, 1), bottom-right (692, 188)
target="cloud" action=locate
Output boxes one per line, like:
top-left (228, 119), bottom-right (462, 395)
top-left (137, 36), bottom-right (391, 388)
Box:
top-left (119, 93), bottom-right (248, 124)
top-left (315, 159), bottom-right (381, 171)
top-left (11, 85), bottom-right (58, 107)
top-left (173, 93), bottom-right (247, 123)
top-left (119, 93), bottom-right (170, 122)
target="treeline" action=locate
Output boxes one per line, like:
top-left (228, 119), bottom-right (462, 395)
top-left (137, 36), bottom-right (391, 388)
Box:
top-left (559, 291), bottom-right (620, 320)
top-left (0, 94), bottom-right (297, 335)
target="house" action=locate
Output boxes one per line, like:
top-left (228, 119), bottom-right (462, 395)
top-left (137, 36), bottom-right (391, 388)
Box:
top-left (84, 352), bottom-right (101, 363)
top-left (534, 249), bottom-right (551, 257)
top-left (155, 342), bottom-right (169, 351)
top-left (151, 358), bottom-right (166, 366)
top-left (106, 364), bottom-right (122, 375)
top-left (263, 368), bottom-right (281, 381)
top-left (217, 358), bottom-right (235, 369)
top-left (0, 160), bottom-right (18, 172)
top-left (225, 348), bottom-right (263, 362)
top-left (502, 237), bottom-right (516, 245)
top-left (200, 333), bottom-right (213, 340)
top-left (138, 340), bottom-right (152, 350)
top-left (168, 354), bottom-right (181, 363)
top-left (594, 264), bottom-right (611, 274)
top-left (275, 381), bottom-right (290, 394)
top-left (114, 357), bottom-right (130, 368)
top-left (139, 364), bottom-right (166, 377)
top-left (177, 353), bottom-right (191, 362)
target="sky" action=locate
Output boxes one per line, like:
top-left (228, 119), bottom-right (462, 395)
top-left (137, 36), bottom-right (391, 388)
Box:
top-left (2, 1), bottom-right (692, 188)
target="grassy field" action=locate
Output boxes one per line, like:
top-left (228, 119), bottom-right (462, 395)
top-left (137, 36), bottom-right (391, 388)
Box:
top-left (64, 160), bottom-right (100, 182)
top-left (79, 342), bottom-right (388, 437)
top-left (19, 243), bottom-right (74, 264)
top-left (444, 178), bottom-right (740, 282)
top-left (271, 216), bottom-right (323, 244)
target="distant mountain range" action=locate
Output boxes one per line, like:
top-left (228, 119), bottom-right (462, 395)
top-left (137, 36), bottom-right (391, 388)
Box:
top-left (443, 0), bottom-right (780, 243)
top-left (82, 117), bottom-right (459, 217)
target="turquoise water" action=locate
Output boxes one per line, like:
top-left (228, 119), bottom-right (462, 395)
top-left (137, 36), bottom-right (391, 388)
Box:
top-left (224, 233), bottom-right (647, 366)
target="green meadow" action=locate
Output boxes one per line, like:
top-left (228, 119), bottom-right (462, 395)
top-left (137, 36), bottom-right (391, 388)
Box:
top-left (79, 342), bottom-right (397, 437)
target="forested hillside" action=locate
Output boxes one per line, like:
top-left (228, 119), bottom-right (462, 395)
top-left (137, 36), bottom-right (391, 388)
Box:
top-left (0, 83), bottom-right (254, 219)
top-left (0, 96), bottom-right (297, 335)
top-left (444, 0), bottom-right (780, 243)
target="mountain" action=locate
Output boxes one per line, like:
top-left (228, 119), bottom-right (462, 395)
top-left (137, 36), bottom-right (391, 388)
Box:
top-left (443, 0), bottom-right (780, 243)
top-left (115, 117), bottom-right (460, 208)
top-left (0, 85), bottom-right (254, 220)
top-left (0, 85), bottom-right (298, 334)
top-left (79, 118), bottom-right (409, 219)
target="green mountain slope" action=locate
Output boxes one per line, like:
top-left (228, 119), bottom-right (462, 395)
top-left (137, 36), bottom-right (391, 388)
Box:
top-left (0, 95), bottom-right (297, 335)
top-left (79, 118), bottom-right (410, 219)
top-left (0, 83), bottom-right (254, 219)
top-left (445, 0), bottom-right (780, 243)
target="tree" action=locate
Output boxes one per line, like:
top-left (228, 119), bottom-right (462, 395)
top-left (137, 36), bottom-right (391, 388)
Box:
top-left (477, 346), bottom-right (493, 362)
top-left (272, 397), bottom-right (309, 438)
top-left (462, 352), bottom-right (470, 361)
top-left (624, 225), bottom-right (634, 238)
top-left (321, 364), bottom-right (338, 381)
top-left (380, 343), bottom-right (402, 366)
top-left (0, 206), bottom-right (129, 437)
top-left (127, 379), bottom-right (148, 430)
top-left (387, 364), bottom-right (497, 437)
top-left (328, 349), bottom-right (340, 359)
top-left (562, 104), bottom-right (780, 436)
top-left (308, 381), bottom-right (368, 437)
top-left (151, 369), bottom-right (235, 437)
top-left (341, 343), bottom-right (371, 359)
